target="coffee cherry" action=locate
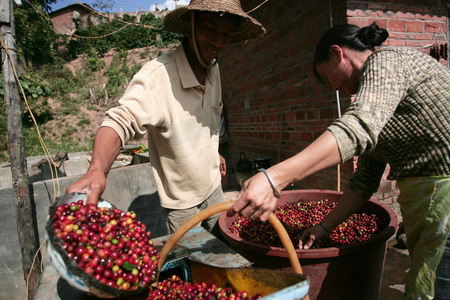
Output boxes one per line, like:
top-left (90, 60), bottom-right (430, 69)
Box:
top-left (51, 203), bottom-right (158, 292)
top-left (229, 199), bottom-right (383, 248)
top-left (145, 275), bottom-right (262, 300)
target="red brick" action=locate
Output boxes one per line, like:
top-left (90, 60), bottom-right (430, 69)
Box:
top-left (376, 11), bottom-right (387, 18)
top-left (284, 111), bottom-right (296, 121)
top-left (388, 20), bottom-right (406, 32)
top-left (319, 108), bottom-right (335, 119)
top-left (301, 132), bottom-right (314, 142)
top-left (386, 40), bottom-right (407, 46)
top-left (366, 10), bottom-right (380, 18)
top-left (391, 32), bottom-right (413, 39)
top-left (424, 22), bottom-right (443, 33)
top-left (296, 111), bottom-right (307, 120)
top-left (407, 21), bottom-right (423, 32)
top-left (414, 13), bottom-right (433, 21)
top-left (287, 89), bottom-right (298, 99)
top-left (306, 110), bottom-right (319, 120)
top-left (370, 19), bottom-right (388, 29)
top-left (356, 10), bottom-right (370, 17)
top-left (347, 10), bottom-right (357, 17)
top-left (289, 132), bottom-right (302, 140)
top-left (406, 40), bottom-right (428, 47)
top-left (414, 33), bottom-right (434, 40)
top-left (432, 15), bottom-right (447, 22)
top-left (396, 11), bottom-right (414, 19)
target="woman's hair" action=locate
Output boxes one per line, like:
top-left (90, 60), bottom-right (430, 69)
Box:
top-left (313, 22), bottom-right (389, 81)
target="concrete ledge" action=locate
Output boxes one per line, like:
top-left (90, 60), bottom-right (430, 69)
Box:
top-left (0, 152), bottom-right (134, 190)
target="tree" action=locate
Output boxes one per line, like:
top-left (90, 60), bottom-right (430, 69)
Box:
top-left (14, 0), bottom-right (57, 66)
top-left (92, 0), bottom-right (116, 13)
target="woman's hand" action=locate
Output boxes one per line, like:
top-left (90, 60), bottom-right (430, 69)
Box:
top-left (299, 224), bottom-right (330, 249)
top-left (227, 171), bottom-right (279, 221)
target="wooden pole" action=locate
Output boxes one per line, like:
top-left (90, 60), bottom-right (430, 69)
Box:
top-left (0, 0), bottom-right (42, 298)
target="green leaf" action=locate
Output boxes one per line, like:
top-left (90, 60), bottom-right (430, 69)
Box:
top-left (122, 261), bottom-right (135, 272)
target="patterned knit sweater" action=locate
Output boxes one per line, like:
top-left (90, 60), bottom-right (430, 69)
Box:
top-left (327, 47), bottom-right (450, 199)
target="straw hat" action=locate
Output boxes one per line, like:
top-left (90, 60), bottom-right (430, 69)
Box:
top-left (163, 0), bottom-right (266, 43)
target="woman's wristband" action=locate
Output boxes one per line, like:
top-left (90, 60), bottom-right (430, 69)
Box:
top-left (318, 223), bottom-right (331, 234)
top-left (259, 168), bottom-right (281, 198)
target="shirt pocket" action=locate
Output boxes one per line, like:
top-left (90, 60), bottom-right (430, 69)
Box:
top-left (209, 101), bottom-right (223, 136)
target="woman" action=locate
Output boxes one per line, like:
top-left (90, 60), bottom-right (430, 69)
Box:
top-left (228, 23), bottom-right (450, 299)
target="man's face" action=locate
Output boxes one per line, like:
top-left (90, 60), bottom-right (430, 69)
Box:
top-left (192, 12), bottom-right (239, 63)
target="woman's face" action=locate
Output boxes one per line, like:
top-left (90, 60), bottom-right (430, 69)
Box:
top-left (191, 12), bottom-right (238, 63)
top-left (316, 46), bottom-right (360, 95)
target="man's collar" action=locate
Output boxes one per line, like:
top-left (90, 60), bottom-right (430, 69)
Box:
top-left (175, 43), bottom-right (203, 89)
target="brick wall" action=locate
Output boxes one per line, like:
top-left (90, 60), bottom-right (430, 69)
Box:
top-left (49, 5), bottom-right (94, 35)
top-left (347, 1), bottom-right (448, 63)
top-left (50, 5), bottom-right (167, 35)
top-left (219, 0), bottom-right (448, 211)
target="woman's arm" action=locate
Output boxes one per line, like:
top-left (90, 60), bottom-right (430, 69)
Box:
top-left (299, 188), bottom-right (367, 249)
top-left (228, 130), bottom-right (341, 221)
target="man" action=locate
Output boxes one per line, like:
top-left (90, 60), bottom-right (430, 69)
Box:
top-left (66, 0), bottom-right (265, 234)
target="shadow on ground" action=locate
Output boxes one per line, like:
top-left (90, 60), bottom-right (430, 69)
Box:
top-left (379, 244), bottom-right (410, 300)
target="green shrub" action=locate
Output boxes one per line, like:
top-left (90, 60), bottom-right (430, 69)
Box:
top-left (85, 49), bottom-right (104, 72)
top-left (0, 11), bottom-right (180, 163)
top-left (77, 118), bottom-right (91, 126)
top-left (68, 13), bottom-right (181, 57)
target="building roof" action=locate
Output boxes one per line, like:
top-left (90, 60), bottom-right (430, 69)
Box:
top-left (49, 3), bottom-right (94, 16)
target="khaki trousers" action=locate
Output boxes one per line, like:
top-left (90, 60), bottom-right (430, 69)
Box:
top-left (163, 185), bottom-right (225, 234)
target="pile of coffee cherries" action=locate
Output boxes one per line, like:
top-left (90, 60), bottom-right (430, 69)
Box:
top-left (230, 199), bottom-right (382, 248)
top-left (146, 275), bottom-right (262, 299)
top-left (51, 200), bottom-right (159, 291)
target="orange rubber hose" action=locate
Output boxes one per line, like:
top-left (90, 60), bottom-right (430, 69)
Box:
top-left (157, 200), bottom-right (303, 275)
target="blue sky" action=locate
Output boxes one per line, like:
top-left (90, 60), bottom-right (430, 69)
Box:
top-left (50, 0), bottom-right (189, 13)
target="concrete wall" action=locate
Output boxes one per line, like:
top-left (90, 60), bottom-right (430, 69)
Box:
top-left (0, 159), bottom-right (166, 300)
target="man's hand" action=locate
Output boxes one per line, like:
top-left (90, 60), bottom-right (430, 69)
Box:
top-left (219, 154), bottom-right (226, 176)
top-left (65, 170), bottom-right (107, 205)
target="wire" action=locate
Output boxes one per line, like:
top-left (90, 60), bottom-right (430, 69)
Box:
top-left (25, 240), bottom-right (46, 300)
top-left (335, 90), bottom-right (342, 192)
top-left (0, 37), bottom-right (61, 202)
top-left (61, 0), bottom-right (157, 28)
top-left (246, 0), bottom-right (270, 14)
top-left (23, 0), bottom-right (157, 40)
top-left (72, 23), bottom-right (132, 39)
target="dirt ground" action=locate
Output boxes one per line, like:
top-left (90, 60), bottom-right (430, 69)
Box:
top-left (379, 241), bottom-right (410, 299)
top-left (43, 45), bottom-right (176, 146)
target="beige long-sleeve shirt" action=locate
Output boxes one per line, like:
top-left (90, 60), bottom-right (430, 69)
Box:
top-left (328, 47), bottom-right (450, 199)
top-left (101, 44), bottom-right (223, 209)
